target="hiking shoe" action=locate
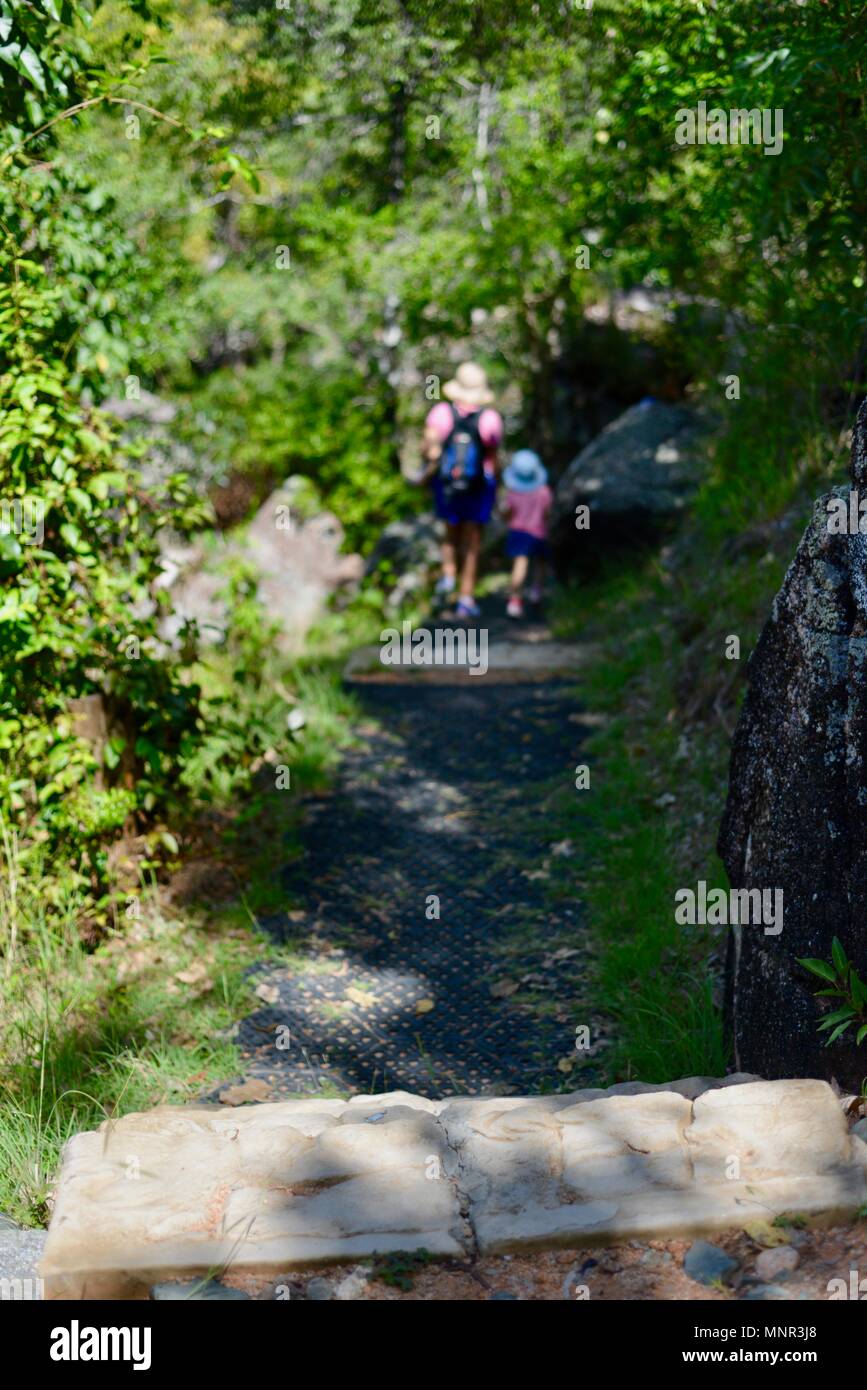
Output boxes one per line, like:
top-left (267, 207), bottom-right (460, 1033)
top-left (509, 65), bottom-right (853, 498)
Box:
top-left (456, 597), bottom-right (481, 620)
top-left (506, 595), bottom-right (524, 619)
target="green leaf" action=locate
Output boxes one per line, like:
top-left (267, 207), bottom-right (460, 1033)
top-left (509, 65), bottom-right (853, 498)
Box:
top-left (103, 736), bottom-right (126, 771)
top-left (16, 45), bottom-right (47, 93)
top-left (76, 428), bottom-right (106, 455)
top-left (831, 936), bottom-right (848, 978)
top-left (818, 1006), bottom-right (857, 1030)
top-left (850, 972), bottom-right (867, 1010)
top-left (796, 957), bottom-right (837, 984)
top-left (825, 1021), bottom-right (854, 1046)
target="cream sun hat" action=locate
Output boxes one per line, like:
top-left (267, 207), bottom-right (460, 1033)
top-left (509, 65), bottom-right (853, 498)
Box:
top-left (442, 361), bottom-right (495, 407)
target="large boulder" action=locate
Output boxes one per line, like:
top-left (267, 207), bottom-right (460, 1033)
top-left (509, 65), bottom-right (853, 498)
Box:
top-left (718, 401), bottom-right (867, 1090)
top-left (161, 481), bottom-right (363, 654)
top-left (550, 398), bottom-right (708, 571)
top-left (362, 512), bottom-right (443, 609)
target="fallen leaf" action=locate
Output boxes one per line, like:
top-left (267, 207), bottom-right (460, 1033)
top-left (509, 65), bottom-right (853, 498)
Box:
top-left (490, 979), bottom-right (519, 998)
top-left (345, 986), bottom-right (376, 1008)
top-left (415, 998), bottom-right (435, 1014)
top-left (219, 1078), bottom-right (272, 1105)
top-left (254, 983), bottom-right (280, 1005)
top-left (175, 962), bottom-right (214, 992)
top-left (742, 1220), bottom-right (790, 1248)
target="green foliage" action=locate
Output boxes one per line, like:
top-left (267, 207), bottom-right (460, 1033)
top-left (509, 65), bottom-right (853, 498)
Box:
top-left (0, 252), bottom-right (210, 876)
top-left (798, 939), bottom-right (867, 1048)
top-left (370, 1248), bottom-right (433, 1292)
top-left (45, 0), bottom-right (865, 548)
top-left (4, 0), bottom-right (867, 1100)
top-left (0, 0), bottom-right (258, 918)
top-left (0, 830), bottom-right (265, 1226)
top-left (0, 0), bottom-right (96, 134)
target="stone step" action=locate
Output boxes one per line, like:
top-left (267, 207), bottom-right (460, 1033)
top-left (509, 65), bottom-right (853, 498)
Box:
top-left (344, 636), bottom-right (597, 684)
top-left (40, 1077), bottom-right (867, 1300)
top-left (0, 1223), bottom-right (47, 1301)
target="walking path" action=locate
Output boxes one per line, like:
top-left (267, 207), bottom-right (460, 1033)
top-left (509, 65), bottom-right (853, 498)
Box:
top-left (232, 599), bottom-right (598, 1100)
top-left (37, 602), bottom-right (867, 1299)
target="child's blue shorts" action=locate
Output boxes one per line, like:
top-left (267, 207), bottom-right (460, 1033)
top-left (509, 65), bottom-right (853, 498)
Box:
top-left (506, 529), bottom-right (550, 558)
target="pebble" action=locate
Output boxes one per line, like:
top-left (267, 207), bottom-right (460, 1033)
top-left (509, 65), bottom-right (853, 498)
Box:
top-left (305, 1276), bottom-right (334, 1301)
top-left (782, 1227), bottom-right (811, 1247)
top-left (561, 1261), bottom-right (597, 1298)
top-left (741, 1283), bottom-right (808, 1301)
top-left (332, 1268), bottom-right (370, 1301)
top-left (683, 1240), bottom-right (738, 1287)
top-left (150, 1280), bottom-right (250, 1300)
top-left (755, 1246), bottom-right (799, 1282)
top-left (640, 1248), bottom-right (674, 1268)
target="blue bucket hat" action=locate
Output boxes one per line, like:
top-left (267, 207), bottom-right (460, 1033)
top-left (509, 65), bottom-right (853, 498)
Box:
top-left (503, 449), bottom-right (547, 492)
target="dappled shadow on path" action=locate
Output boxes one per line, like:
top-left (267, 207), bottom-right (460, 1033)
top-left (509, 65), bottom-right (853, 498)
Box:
top-left (234, 616), bottom-right (597, 1099)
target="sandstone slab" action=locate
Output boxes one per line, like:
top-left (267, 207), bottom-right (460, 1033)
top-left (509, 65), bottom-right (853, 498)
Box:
top-left (42, 1094), bottom-right (466, 1299)
top-left (41, 1079), bottom-right (867, 1298)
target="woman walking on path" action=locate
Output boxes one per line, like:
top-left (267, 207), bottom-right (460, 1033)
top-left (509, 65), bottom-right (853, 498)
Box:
top-left (417, 362), bottom-right (503, 620)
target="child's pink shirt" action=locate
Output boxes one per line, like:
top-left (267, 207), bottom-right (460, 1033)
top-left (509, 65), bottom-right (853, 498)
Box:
top-left (505, 484), bottom-right (553, 539)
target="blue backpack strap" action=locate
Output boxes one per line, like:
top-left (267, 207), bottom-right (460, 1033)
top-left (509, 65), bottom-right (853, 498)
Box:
top-left (439, 404), bottom-right (462, 474)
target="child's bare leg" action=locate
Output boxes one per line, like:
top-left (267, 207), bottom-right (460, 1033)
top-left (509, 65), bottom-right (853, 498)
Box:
top-left (510, 554), bottom-right (529, 595)
top-left (530, 555), bottom-right (547, 599)
top-left (459, 523), bottom-right (481, 599)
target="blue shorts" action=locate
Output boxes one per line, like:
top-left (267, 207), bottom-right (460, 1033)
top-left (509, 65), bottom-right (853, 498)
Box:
top-left (506, 529), bottom-right (550, 559)
top-left (432, 475), bottom-right (497, 526)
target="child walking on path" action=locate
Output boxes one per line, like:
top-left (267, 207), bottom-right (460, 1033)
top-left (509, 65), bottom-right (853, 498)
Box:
top-left (501, 450), bottom-right (552, 619)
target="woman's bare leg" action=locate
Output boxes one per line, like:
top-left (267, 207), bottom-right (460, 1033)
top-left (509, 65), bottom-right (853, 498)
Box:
top-left (459, 523), bottom-right (482, 600)
top-left (441, 523), bottom-right (459, 583)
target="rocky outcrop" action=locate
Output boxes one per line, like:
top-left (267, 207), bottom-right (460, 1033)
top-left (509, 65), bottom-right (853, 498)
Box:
top-left (550, 398), bottom-right (708, 571)
top-left (101, 389), bottom-right (178, 427)
top-left (718, 401), bottom-right (867, 1090)
top-left (363, 513), bottom-right (442, 608)
top-left (40, 1077), bottom-right (866, 1298)
top-left (160, 480), bottom-right (363, 654)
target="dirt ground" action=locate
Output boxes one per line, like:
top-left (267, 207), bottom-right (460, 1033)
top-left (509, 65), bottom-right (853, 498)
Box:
top-left (224, 1220), bottom-right (867, 1301)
